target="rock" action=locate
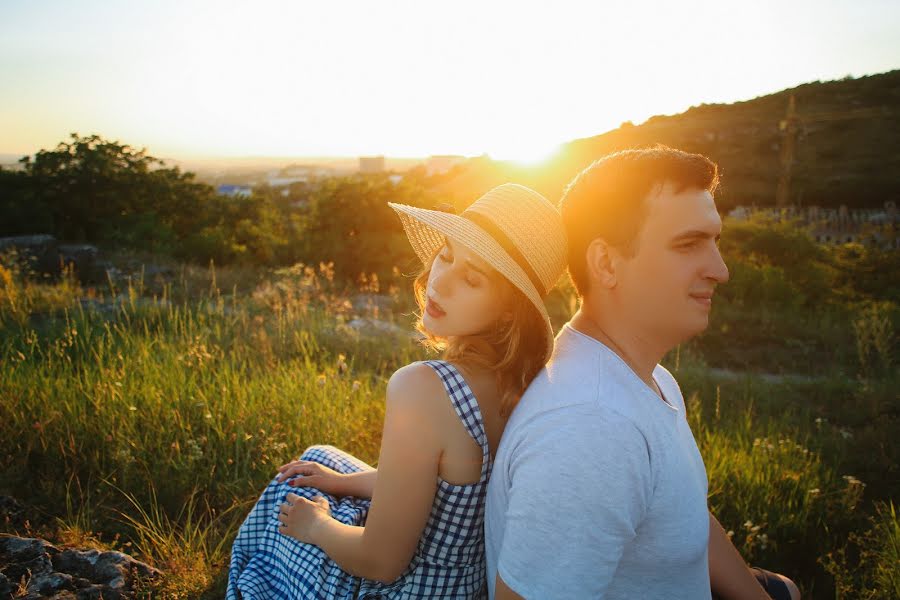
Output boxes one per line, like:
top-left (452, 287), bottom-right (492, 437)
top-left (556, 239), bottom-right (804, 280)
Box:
top-left (0, 236), bottom-right (107, 283)
top-left (0, 235), bottom-right (59, 275)
top-left (351, 293), bottom-right (395, 313)
top-left (0, 496), bottom-right (26, 530)
top-left (347, 317), bottom-right (416, 340)
top-left (0, 571), bottom-right (15, 598)
top-left (0, 535), bottom-right (159, 600)
top-left (26, 572), bottom-right (73, 596)
top-left (57, 245), bottom-right (102, 283)
top-left (139, 264), bottom-right (174, 279)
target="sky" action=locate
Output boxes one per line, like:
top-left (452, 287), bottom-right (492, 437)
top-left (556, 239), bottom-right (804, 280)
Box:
top-left (1, 0), bottom-right (898, 162)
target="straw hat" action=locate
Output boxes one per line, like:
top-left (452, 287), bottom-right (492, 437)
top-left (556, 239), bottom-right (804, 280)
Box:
top-left (389, 183), bottom-right (567, 362)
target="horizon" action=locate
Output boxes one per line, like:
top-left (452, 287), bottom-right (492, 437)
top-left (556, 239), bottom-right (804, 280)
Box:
top-left (2, 0), bottom-right (899, 162)
top-left (2, 68), bottom-right (895, 168)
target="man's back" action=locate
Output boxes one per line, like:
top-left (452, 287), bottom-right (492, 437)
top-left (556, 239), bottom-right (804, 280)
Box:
top-left (485, 325), bottom-right (711, 599)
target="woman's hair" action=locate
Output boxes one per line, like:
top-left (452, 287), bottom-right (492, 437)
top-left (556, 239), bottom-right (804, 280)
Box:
top-left (413, 251), bottom-right (548, 417)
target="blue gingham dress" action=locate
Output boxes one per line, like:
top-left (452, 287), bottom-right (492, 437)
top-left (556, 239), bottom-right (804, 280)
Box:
top-left (227, 360), bottom-right (492, 599)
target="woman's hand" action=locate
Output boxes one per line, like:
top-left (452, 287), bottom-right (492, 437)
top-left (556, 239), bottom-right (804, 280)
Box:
top-left (276, 460), bottom-right (346, 496)
top-left (277, 492), bottom-right (331, 544)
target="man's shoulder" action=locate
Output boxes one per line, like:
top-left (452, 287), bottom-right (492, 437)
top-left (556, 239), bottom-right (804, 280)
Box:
top-left (505, 349), bottom-right (602, 429)
top-left (505, 330), bottom-right (654, 437)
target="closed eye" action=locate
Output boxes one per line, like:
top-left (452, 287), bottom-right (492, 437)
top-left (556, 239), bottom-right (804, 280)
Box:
top-left (677, 240), bottom-right (701, 251)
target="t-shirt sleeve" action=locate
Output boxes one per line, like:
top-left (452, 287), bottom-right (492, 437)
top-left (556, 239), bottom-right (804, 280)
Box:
top-left (496, 410), bottom-right (653, 598)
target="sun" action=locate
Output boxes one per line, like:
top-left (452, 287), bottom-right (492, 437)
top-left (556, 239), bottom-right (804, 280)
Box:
top-left (502, 143), bottom-right (561, 168)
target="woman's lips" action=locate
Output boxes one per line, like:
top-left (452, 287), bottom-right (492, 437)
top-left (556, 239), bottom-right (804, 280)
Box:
top-left (426, 298), bottom-right (446, 318)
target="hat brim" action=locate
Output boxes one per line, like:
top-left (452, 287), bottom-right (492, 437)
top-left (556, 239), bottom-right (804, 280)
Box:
top-left (389, 202), bottom-right (555, 363)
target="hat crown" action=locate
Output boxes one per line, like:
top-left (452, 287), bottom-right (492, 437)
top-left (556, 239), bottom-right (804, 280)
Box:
top-left (462, 183), bottom-right (567, 294)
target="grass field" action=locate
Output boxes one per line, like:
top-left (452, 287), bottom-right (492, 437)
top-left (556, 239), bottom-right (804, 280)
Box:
top-left (1, 256), bottom-right (897, 599)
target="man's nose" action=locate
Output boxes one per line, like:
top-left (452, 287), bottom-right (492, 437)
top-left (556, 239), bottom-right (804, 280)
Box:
top-left (707, 246), bottom-right (730, 283)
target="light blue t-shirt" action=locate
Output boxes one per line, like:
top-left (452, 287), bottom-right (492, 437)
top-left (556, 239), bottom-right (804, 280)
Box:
top-left (485, 324), bottom-right (710, 599)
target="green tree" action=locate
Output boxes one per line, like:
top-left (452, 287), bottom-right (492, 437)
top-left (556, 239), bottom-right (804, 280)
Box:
top-left (16, 133), bottom-right (215, 251)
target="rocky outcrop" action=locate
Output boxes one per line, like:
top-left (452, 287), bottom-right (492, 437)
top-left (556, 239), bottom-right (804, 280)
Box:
top-left (0, 236), bottom-right (107, 283)
top-left (0, 236), bottom-right (59, 275)
top-left (0, 536), bottom-right (159, 600)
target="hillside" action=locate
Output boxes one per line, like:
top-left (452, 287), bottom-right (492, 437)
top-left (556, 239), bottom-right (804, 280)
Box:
top-left (442, 70), bottom-right (900, 210)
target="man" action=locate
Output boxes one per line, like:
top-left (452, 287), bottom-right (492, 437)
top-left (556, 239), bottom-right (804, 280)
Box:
top-left (485, 147), bottom-right (800, 599)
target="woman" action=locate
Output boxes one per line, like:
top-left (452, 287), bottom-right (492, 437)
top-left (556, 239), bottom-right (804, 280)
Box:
top-left (227, 183), bottom-right (567, 599)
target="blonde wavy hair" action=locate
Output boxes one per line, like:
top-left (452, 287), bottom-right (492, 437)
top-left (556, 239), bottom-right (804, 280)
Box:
top-left (412, 251), bottom-right (549, 417)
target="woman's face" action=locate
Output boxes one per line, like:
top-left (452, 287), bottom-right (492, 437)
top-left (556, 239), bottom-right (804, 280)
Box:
top-left (421, 237), bottom-right (509, 338)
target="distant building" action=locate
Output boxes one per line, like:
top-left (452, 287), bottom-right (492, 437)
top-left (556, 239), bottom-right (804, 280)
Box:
top-left (426, 155), bottom-right (466, 176)
top-left (280, 165), bottom-right (336, 179)
top-left (359, 156), bottom-right (385, 174)
top-left (266, 176), bottom-right (309, 188)
top-left (216, 184), bottom-right (253, 198)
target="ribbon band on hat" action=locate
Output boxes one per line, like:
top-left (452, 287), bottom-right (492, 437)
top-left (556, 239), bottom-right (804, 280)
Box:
top-left (463, 210), bottom-right (547, 297)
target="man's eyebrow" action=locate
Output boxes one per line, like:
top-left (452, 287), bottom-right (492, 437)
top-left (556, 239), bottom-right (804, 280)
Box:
top-left (671, 230), bottom-right (721, 243)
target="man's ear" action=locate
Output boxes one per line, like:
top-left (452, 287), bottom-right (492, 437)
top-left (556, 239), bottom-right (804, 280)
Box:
top-left (585, 238), bottom-right (617, 289)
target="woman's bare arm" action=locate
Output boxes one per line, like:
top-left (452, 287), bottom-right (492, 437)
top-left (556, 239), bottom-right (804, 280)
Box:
top-left (281, 363), bottom-right (446, 582)
top-left (338, 470), bottom-right (378, 498)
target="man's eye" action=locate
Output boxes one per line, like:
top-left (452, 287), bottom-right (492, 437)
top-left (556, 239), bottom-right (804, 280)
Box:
top-left (465, 275), bottom-right (481, 287)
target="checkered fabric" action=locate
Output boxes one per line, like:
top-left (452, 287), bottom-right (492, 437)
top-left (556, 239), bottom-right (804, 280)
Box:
top-left (227, 360), bottom-right (491, 599)
top-left (227, 445), bottom-right (373, 599)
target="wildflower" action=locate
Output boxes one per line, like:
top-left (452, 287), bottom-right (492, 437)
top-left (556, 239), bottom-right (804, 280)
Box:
top-left (744, 520), bottom-right (753, 529)
top-left (839, 428), bottom-right (853, 440)
top-left (352, 380), bottom-right (361, 392)
top-left (185, 438), bottom-right (203, 461)
top-left (758, 533), bottom-right (768, 550)
top-left (807, 488), bottom-right (820, 497)
top-left (205, 412), bottom-right (213, 420)
top-left (317, 374), bottom-right (327, 387)
top-left (128, 405), bottom-right (137, 412)
top-left (751, 525), bottom-right (761, 533)
top-left (726, 530), bottom-right (734, 539)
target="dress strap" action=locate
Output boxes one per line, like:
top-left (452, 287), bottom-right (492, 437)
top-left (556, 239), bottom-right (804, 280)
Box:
top-left (421, 360), bottom-right (491, 479)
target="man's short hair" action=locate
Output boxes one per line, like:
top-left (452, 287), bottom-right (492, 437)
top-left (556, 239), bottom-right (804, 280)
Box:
top-left (559, 145), bottom-right (719, 296)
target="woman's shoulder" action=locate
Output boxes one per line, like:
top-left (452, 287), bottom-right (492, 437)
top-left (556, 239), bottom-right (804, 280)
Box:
top-left (385, 362), bottom-right (451, 417)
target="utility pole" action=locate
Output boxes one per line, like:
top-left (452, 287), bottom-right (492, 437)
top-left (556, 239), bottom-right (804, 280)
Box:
top-left (776, 95), bottom-right (800, 207)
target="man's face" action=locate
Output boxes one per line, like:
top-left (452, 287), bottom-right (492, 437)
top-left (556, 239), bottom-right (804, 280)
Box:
top-left (612, 183), bottom-right (729, 347)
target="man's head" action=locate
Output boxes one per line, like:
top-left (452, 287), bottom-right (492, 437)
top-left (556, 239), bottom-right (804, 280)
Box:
top-left (559, 146), bottom-right (729, 347)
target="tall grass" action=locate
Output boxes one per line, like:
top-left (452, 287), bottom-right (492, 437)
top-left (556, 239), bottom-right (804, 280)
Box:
top-left (1, 256), bottom-right (897, 598)
top-left (0, 259), bottom-right (422, 596)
